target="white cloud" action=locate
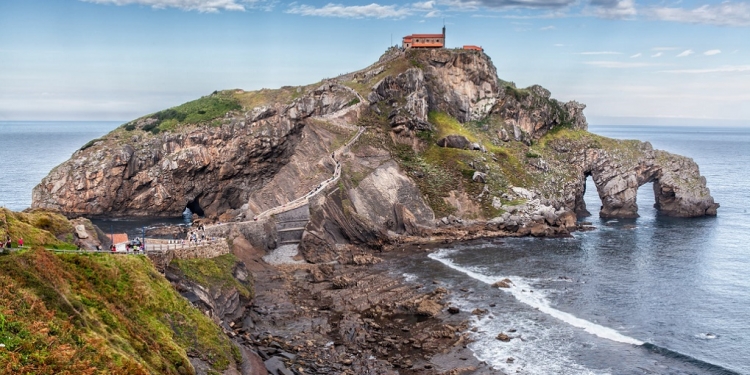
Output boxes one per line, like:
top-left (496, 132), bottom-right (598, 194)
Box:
top-left (81, 0), bottom-right (269, 12)
top-left (554, 43), bottom-right (566, 47)
top-left (589, 0), bottom-right (636, 19)
top-left (647, 2), bottom-right (750, 27)
top-left (585, 61), bottom-right (661, 68)
top-left (445, 0), bottom-right (576, 10)
top-left (580, 51), bottom-right (621, 55)
top-left (661, 65), bottom-right (750, 74)
top-left (413, 0), bottom-right (435, 10)
top-left (287, 3), bottom-right (412, 18)
top-left (704, 49), bottom-right (722, 56)
top-left (651, 52), bottom-right (663, 57)
top-left (676, 49), bottom-right (694, 57)
top-left (540, 25), bottom-right (556, 30)
top-left (630, 52), bottom-right (642, 58)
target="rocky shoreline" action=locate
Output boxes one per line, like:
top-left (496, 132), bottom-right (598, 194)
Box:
top-left (220, 240), bottom-right (503, 375)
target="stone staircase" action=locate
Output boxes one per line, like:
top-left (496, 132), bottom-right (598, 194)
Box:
top-left (274, 204), bottom-right (310, 245)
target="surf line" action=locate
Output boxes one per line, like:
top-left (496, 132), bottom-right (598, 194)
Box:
top-left (428, 250), bottom-right (643, 346)
top-left (429, 250), bottom-right (745, 374)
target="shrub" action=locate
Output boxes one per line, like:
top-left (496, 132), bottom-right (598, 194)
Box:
top-left (79, 138), bottom-right (100, 151)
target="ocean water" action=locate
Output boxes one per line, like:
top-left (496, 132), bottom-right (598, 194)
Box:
top-left (0, 121), bottom-right (120, 211)
top-left (396, 125), bottom-right (750, 374)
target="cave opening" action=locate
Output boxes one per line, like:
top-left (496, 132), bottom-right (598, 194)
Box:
top-left (186, 197), bottom-right (205, 218)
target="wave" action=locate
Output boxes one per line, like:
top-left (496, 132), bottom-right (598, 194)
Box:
top-left (429, 249), bottom-right (643, 345)
top-left (429, 248), bottom-right (741, 374)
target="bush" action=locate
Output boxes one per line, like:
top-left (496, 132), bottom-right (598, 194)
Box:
top-left (79, 138), bottom-right (100, 151)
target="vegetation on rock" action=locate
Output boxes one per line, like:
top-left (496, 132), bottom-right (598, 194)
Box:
top-left (170, 253), bottom-right (253, 300)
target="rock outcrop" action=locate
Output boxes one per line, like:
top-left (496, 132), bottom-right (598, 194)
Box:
top-left (580, 146), bottom-right (719, 218)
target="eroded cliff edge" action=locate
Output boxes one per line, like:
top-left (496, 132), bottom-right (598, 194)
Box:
top-left (33, 48), bottom-right (718, 252)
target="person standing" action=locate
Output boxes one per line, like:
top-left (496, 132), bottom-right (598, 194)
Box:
top-left (18, 237), bottom-right (23, 248)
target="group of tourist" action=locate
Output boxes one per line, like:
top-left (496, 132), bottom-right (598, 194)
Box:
top-left (186, 224), bottom-right (209, 244)
top-left (4, 235), bottom-right (22, 248)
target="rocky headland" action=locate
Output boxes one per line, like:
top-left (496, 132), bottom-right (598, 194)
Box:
top-left (24, 47), bottom-right (720, 374)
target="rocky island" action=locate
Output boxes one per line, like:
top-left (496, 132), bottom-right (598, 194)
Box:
top-left (13, 47), bottom-right (719, 374)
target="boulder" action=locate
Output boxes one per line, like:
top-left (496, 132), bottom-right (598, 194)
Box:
top-left (436, 135), bottom-right (471, 149)
top-left (332, 276), bottom-right (354, 289)
top-left (496, 333), bottom-right (511, 342)
top-left (499, 128), bottom-right (510, 142)
top-left (555, 210), bottom-right (577, 228)
top-left (416, 299), bottom-right (442, 317)
top-left (472, 171), bottom-right (487, 183)
top-left (74, 224), bottom-right (89, 239)
top-left (529, 222), bottom-right (551, 237)
top-left (492, 279), bottom-right (513, 288)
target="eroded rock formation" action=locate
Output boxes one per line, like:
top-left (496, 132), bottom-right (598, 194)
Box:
top-left (581, 146), bottom-right (719, 218)
top-left (32, 83), bottom-right (358, 218)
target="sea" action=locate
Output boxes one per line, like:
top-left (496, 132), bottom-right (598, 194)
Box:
top-left (2, 121), bottom-right (749, 374)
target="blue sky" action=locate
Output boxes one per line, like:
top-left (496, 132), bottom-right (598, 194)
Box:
top-left (1, 0), bottom-right (748, 125)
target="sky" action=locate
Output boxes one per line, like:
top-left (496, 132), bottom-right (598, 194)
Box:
top-left (1, 0), bottom-right (749, 125)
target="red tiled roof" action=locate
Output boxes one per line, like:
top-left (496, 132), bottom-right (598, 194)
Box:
top-left (463, 45), bottom-right (483, 51)
top-left (407, 33), bottom-right (444, 38)
top-left (110, 233), bottom-right (129, 244)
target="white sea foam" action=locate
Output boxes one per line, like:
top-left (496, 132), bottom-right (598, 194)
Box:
top-left (465, 308), bottom-right (606, 375)
top-left (429, 249), bottom-right (643, 346)
top-left (402, 272), bottom-right (418, 282)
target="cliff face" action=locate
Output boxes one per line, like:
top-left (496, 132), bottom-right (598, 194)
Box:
top-left (32, 84), bottom-right (358, 218)
top-left (32, 48), bottom-right (718, 258)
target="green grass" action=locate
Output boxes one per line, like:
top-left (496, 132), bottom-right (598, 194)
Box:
top-left (0, 208), bottom-right (78, 250)
top-left (0, 249), bottom-right (239, 375)
top-left (124, 92), bottom-right (242, 134)
top-left (428, 112), bottom-right (478, 141)
top-left (170, 253), bottom-right (253, 300)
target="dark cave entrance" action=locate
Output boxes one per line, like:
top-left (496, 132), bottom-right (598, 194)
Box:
top-left (186, 197), bottom-right (205, 217)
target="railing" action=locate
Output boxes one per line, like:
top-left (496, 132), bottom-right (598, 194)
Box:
top-left (0, 239), bottom-right (225, 256)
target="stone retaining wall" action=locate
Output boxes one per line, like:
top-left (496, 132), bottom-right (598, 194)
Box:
top-left (148, 239), bottom-right (230, 272)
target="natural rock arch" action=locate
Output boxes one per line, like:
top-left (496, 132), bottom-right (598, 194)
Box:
top-left (574, 145), bottom-right (718, 218)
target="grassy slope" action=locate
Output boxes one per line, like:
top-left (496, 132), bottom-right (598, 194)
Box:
top-left (0, 208), bottom-right (77, 250)
top-left (0, 249), bottom-right (239, 375)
